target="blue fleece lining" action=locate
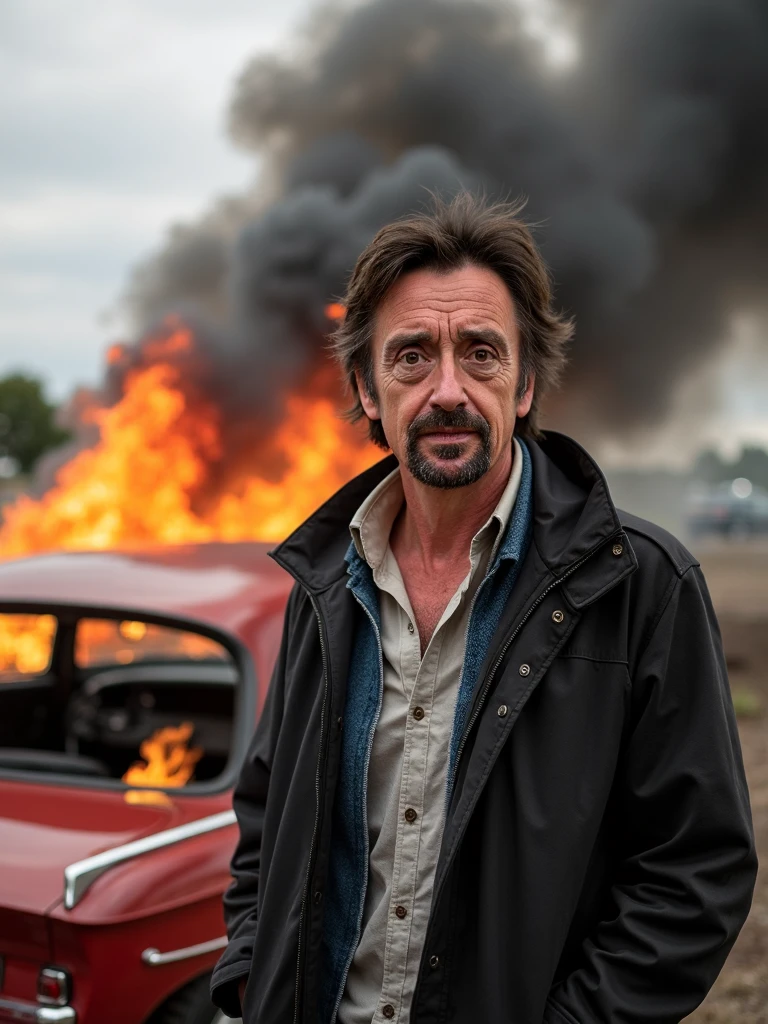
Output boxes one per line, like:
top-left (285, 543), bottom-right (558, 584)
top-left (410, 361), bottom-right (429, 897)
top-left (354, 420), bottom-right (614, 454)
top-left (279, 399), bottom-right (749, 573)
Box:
top-left (319, 441), bottom-right (533, 1024)
top-left (448, 440), bottom-right (533, 778)
top-left (318, 551), bottom-right (383, 1024)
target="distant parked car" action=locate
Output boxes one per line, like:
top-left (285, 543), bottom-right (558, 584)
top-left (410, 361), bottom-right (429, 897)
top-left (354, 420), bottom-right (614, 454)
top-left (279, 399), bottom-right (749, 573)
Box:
top-left (686, 478), bottom-right (768, 537)
top-left (0, 544), bottom-right (292, 1024)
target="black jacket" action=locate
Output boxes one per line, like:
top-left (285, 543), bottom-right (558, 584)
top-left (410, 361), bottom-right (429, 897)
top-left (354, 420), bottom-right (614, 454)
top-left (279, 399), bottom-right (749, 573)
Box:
top-left (211, 432), bottom-right (756, 1024)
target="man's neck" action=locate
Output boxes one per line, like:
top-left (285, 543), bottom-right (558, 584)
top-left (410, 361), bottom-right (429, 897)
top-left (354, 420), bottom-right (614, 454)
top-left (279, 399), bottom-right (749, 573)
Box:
top-left (390, 443), bottom-right (514, 572)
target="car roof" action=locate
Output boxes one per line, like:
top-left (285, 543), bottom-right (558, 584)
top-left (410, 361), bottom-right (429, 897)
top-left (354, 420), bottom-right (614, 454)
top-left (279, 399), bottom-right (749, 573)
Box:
top-left (0, 543), bottom-right (294, 636)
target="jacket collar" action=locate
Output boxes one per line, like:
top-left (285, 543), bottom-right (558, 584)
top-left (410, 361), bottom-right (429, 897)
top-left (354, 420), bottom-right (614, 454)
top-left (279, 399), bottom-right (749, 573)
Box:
top-left (270, 454), bottom-right (399, 594)
top-left (270, 430), bottom-right (636, 604)
top-left (528, 431), bottom-right (637, 607)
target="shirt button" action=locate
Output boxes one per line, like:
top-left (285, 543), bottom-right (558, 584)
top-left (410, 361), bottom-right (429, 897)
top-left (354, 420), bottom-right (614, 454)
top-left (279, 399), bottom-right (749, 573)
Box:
top-left (407, 621), bottom-right (415, 634)
top-left (395, 905), bottom-right (407, 919)
top-left (404, 807), bottom-right (418, 823)
top-left (519, 663), bottom-right (531, 676)
top-left (382, 1006), bottom-right (395, 1020)
top-left (429, 955), bottom-right (440, 969)
top-left (413, 706), bottom-right (425, 720)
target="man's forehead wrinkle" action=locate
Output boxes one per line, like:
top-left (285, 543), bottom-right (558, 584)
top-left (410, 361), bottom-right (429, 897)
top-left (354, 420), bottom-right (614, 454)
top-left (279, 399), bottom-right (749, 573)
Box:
top-left (380, 297), bottom-right (511, 327)
top-left (387, 291), bottom-right (508, 311)
top-left (456, 324), bottom-right (512, 348)
top-left (373, 267), bottom-right (519, 351)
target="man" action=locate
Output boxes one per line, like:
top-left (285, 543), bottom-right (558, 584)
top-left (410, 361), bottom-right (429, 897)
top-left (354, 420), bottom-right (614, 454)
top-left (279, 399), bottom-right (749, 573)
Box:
top-left (211, 195), bottom-right (756, 1024)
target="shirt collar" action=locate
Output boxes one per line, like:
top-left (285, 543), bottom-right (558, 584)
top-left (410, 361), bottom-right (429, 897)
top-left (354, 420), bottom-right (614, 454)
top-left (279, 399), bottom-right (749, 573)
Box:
top-left (349, 438), bottom-right (524, 573)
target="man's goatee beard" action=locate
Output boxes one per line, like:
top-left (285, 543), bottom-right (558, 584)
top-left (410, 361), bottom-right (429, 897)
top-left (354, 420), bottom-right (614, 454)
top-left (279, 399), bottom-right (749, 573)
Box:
top-left (405, 409), bottom-right (492, 489)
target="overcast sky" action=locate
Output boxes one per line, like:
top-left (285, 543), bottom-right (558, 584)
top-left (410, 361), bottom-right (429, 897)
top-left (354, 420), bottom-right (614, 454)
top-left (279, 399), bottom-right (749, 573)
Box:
top-left (2, 0), bottom-right (767, 460)
top-left (0, 0), bottom-right (311, 399)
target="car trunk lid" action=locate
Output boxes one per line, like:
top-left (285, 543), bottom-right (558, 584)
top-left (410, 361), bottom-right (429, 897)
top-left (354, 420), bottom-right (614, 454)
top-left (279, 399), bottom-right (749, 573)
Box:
top-left (0, 779), bottom-right (176, 917)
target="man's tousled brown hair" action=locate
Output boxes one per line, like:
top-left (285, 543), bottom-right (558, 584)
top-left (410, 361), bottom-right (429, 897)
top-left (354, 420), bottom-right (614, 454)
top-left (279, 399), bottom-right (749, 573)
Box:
top-left (330, 192), bottom-right (573, 445)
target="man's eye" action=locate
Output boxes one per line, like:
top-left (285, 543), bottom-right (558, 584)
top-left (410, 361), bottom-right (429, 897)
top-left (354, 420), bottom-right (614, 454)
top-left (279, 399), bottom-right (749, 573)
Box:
top-left (401, 352), bottom-right (421, 365)
top-left (472, 349), bottom-right (494, 362)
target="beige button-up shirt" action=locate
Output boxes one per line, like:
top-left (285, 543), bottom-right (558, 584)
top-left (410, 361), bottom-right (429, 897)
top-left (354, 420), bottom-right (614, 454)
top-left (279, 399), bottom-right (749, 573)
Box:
top-left (338, 440), bottom-right (523, 1024)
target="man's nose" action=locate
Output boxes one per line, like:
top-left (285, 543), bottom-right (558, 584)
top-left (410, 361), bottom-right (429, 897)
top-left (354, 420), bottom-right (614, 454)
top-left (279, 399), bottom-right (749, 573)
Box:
top-left (430, 356), bottom-right (466, 410)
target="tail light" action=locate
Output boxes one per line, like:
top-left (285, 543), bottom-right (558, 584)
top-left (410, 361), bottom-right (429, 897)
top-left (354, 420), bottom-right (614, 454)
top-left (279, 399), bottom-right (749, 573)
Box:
top-left (37, 967), bottom-right (71, 1007)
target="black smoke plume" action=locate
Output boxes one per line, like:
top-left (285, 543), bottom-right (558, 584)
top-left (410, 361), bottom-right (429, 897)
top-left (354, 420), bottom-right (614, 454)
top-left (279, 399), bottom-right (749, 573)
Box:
top-left (122, 0), bottom-right (768, 443)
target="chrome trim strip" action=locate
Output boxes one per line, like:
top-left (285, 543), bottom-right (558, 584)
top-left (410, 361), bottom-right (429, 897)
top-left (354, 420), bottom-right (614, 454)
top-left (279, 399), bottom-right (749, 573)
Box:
top-left (36, 1010), bottom-right (77, 1023)
top-left (0, 998), bottom-right (76, 1022)
top-left (142, 934), bottom-right (228, 966)
top-left (63, 810), bottom-right (236, 909)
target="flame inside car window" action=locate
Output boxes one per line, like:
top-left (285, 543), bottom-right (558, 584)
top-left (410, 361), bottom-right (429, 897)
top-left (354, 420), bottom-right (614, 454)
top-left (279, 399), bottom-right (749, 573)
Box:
top-left (0, 613), bottom-right (57, 680)
top-left (123, 721), bottom-right (203, 788)
top-left (75, 619), bottom-right (229, 668)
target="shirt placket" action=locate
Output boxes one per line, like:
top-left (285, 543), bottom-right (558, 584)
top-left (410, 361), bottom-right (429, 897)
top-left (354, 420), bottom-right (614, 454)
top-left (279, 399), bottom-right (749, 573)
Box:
top-left (376, 631), bottom-right (440, 1020)
top-left (375, 576), bottom-right (470, 1022)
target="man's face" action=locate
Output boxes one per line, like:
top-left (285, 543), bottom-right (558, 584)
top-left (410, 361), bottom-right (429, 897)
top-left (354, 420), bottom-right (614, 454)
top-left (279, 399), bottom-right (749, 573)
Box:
top-left (356, 264), bottom-right (534, 489)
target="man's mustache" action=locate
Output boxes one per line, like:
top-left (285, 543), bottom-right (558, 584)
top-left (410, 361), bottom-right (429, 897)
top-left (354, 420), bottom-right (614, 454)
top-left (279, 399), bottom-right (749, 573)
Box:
top-left (408, 409), bottom-right (490, 438)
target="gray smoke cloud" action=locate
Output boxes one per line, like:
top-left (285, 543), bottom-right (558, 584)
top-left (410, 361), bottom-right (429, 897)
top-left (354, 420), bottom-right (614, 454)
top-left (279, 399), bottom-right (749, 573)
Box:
top-left (123, 0), bottom-right (768, 442)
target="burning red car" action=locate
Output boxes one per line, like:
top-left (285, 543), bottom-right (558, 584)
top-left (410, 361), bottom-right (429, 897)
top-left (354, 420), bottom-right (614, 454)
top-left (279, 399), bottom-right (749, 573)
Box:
top-left (0, 543), bottom-right (292, 1024)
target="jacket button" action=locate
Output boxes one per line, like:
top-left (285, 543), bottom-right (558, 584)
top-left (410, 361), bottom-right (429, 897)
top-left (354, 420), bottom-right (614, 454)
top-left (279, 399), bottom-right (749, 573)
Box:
top-left (519, 663), bottom-right (531, 676)
top-left (429, 955), bottom-right (440, 969)
top-left (552, 609), bottom-right (564, 623)
top-left (337, 716), bottom-right (343, 731)
top-left (413, 706), bottom-right (425, 721)
top-left (612, 543), bottom-right (623, 556)
top-left (404, 807), bottom-right (418, 823)
top-left (382, 1006), bottom-right (395, 1019)
top-left (497, 704), bottom-right (508, 718)
top-left (313, 890), bottom-right (322, 904)
top-left (395, 905), bottom-right (407, 919)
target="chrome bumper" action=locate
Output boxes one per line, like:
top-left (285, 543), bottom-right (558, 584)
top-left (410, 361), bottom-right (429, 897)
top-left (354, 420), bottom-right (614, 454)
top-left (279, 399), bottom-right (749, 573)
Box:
top-left (0, 997), bottom-right (76, 1022)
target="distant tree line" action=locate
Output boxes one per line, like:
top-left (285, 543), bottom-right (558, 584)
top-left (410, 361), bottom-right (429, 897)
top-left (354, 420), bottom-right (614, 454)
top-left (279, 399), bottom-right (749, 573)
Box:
top-left (0, 373), bottom-right (70, 476)
top-left (1, 366), bottom-right (767, 494)
top-left (693, 447), bottom-right (768, 491)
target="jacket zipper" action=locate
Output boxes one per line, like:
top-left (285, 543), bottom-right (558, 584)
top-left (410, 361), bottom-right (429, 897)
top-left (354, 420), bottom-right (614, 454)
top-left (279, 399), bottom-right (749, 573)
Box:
top-left (411, 536), bottom-right (622, 1018)
top-left (293, 591), bottom-right (331, 1024)
top-left (438, 550), bottom-right (505, 819)
top-left (329, 591), bottom-right (385, 1024)
top-left (447, 538), bottom-right (615, 796)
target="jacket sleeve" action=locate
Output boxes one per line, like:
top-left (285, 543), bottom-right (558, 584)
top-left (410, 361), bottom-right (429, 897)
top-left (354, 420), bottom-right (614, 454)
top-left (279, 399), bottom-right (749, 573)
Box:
top-left (210, 584), bottom-right (299, 1018)
top-left (544, 565), bottom-right (757, 1024)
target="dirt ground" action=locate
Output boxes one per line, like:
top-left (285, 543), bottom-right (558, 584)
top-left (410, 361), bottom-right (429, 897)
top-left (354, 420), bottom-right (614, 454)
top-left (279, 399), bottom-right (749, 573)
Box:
top-left (683, 542), bottom-right (768, 1023)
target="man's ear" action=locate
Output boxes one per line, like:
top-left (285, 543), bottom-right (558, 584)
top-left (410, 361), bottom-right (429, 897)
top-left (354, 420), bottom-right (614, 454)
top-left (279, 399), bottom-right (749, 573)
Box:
top-left (355, 369), bottom-right (381, 423)
top-left (515, 371), bottom-right (535, 419)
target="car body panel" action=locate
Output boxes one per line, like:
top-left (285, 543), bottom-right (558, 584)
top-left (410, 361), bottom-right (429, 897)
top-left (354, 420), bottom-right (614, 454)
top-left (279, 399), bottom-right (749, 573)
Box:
top-left (49, 894), bottom-right (227, 1024)
top-left (52, 802), bottom-right (237, 924)
top-left (0, 543), bottom-right (287, 630)
top-left (0, 543), bottom-right (291, 716)
top-left (0, 543), bottom-right (293, 1022)
top-left (0, 780), bottom-right (177, 915)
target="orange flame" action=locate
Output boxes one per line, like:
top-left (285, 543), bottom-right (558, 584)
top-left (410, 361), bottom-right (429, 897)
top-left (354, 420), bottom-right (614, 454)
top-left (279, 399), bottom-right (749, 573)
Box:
top-left (122, 721), bottom-right (203, 788)
top-left (325, 303), bottom-right (346, 321)
top-left (0, 323), bottom-right (380, 558)
top-left (106, 344), bottom-right (125, 366)
top-left (0, 613), bottom-right (56, 678)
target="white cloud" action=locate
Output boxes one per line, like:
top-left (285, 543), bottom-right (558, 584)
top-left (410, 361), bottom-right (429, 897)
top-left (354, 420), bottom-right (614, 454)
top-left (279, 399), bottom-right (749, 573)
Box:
top-left (0, 187), bottom-right (207, 240)
top-left (0, 0), bottom-right (312, 396)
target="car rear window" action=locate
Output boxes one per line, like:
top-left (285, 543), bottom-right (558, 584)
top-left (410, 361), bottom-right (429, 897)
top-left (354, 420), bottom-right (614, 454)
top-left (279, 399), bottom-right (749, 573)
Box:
top-left (0, 612), bottom-right (57, 680)
top-left (75, 618), bottom-right (229, 669)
